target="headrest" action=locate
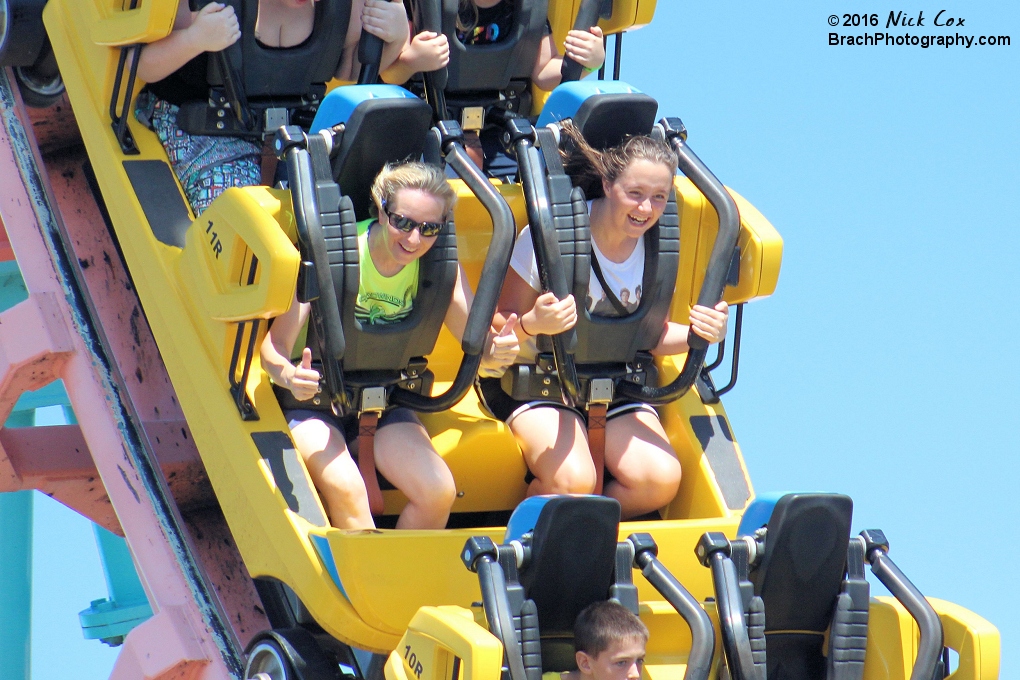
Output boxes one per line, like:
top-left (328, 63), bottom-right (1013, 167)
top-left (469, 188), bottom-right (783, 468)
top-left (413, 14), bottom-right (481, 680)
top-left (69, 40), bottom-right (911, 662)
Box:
top-left (537, 81), bottom-right (658, 149)
top-left (512, 496), bottom-right (620, 636)
top-left (311, 86), bottom-right (433, 220)
top-left (750, 493), bottom-right (853, 633)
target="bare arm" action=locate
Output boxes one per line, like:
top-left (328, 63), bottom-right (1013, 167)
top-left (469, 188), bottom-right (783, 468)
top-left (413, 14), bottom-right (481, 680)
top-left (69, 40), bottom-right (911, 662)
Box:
top-left (136, 2), bottom-right (240, 84)
top-left (531, 27), bottom-right (605, 91)
top-left (362, 0), bottom-right (412, 73)
top-left (494, 269), bottom-right (576, 344)
top-left (381, 29), bottom-right (450, 84)
top-left (651, 302), bottom-right (729, 356)
top-left (446, 266), bottom-right (520, 373)
top-left (260, 296), bottom-right (321, 400)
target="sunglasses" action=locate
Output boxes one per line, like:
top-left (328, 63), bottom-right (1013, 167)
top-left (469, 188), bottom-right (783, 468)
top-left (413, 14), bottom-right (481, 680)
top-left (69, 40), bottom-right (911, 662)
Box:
top-left (382, 202), bottom-right (446, 237)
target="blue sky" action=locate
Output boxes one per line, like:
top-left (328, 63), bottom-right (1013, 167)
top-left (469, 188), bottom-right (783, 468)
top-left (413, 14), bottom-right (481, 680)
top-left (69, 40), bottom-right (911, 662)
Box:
top-left (16, 1), bottom-right (1018, 677)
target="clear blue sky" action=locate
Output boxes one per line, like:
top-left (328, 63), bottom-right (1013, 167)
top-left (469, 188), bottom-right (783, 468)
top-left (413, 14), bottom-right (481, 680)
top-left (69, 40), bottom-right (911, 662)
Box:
top-left (23, 1), bottom-right (1017, 677)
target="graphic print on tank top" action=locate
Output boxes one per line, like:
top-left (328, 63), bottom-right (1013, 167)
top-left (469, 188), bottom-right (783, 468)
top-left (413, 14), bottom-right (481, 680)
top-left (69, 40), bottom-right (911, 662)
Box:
top-left (457, 3), bottom-right (515, 45)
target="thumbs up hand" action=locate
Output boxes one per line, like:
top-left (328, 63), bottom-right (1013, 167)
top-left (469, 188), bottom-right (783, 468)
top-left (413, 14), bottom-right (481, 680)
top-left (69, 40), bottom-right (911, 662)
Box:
top-left (482, 314), bottom-right (521, 374)
top-left (286, 348), bottom-right (322, 401)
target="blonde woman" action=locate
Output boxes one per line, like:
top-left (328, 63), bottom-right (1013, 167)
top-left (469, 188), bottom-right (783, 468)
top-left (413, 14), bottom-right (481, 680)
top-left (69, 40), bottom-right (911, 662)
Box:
top-left (262, 162), bottom-right (519, 530)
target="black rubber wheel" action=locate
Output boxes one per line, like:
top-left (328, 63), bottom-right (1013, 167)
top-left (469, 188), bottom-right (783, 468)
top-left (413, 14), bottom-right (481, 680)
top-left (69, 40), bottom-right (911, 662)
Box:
top-left (0, 0), bottom-right (48, 67)
top-left (14, 63), bottom-right (63, 108)
top-left (245, 627), bottom-right (344, 680)
top-left (246, 637), bottom-right (296, 680)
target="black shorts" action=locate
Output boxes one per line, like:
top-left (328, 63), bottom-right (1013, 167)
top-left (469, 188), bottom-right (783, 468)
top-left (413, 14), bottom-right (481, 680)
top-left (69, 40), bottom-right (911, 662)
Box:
top-left (475, 377), bottom-right (657, 426)
top-left (284, 406), bottom-right (420, 443)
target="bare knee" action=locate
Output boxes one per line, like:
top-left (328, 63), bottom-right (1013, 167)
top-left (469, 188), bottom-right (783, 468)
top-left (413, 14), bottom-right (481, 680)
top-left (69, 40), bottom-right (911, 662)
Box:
top-left (532, 446), bottom-right (596, 494)
top-left (402, 459), bottom-right (457, 512)
top-left (317, 458), bottom-right (367, 509)
top-left (631, 456), bottom-right (682, 508)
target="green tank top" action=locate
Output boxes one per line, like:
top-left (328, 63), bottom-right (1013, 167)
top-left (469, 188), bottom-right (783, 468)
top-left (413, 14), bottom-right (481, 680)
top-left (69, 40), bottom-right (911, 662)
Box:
top-left (290, 219), bottom-right (419, 361)
top-left (354, 218), bottom-right (418, 324)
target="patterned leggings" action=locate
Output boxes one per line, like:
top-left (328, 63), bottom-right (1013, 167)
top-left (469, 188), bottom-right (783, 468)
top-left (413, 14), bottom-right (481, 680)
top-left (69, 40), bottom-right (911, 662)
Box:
top-left (136, 93), bottom-right (262, 215)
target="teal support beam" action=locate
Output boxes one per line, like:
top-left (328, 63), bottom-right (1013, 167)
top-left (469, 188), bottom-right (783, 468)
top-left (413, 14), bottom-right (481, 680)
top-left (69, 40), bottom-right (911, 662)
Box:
top-left (79, 526), bottom-right (153, 646)
top-left (0, 491), bottom-right (33, 680)
top-left (0, 266), bottom-right (33, 679)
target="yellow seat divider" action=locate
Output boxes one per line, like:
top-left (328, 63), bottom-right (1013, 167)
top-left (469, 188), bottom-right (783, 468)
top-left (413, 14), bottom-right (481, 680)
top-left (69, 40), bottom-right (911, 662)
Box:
top-left (177, 186), bottom-right (300, 324)
top-left (386, 607), bottom-right (504, 680)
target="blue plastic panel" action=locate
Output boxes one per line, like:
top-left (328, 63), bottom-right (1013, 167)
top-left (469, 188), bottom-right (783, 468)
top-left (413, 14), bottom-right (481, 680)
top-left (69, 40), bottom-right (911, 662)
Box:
top-left (504, 496), bottom-right (554, 543)
top-left (737, 491), bottom-right (791, 537)
top-left (536, 80), bottom-right (647, 127)
top-left (311, 84), bottom-right (421, 133)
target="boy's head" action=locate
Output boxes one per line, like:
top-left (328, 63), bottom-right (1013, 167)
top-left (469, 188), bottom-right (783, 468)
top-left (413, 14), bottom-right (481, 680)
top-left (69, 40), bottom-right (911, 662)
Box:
top-left (573, 601), bottom-right (648, 680)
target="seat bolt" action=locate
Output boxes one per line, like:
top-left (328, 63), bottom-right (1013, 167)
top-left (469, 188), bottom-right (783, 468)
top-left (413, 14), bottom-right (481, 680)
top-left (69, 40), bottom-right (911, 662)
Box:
top-left (216, 121), bottom-right (225, 130)
top-left (217, 109), bottom-right (225, 118)
top-left (541, 389), bottom-right (549, 396)
top-left (543, 377), bottom-right (551, 385)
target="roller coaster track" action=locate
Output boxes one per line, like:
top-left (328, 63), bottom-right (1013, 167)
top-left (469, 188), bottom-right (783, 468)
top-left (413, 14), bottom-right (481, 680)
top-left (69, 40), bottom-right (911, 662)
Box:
top-left (0, 69), bottom-right (262, 680)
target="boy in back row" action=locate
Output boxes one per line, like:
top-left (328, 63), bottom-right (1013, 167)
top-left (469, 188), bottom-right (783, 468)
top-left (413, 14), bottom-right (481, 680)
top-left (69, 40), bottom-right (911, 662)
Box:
top-left (564, 601), bottom-right (648, 680)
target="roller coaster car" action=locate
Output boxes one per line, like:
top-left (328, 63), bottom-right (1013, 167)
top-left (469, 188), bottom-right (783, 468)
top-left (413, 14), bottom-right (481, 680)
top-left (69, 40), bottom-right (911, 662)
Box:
top-left (25, 1), bottom-right (998, 679)
top-left (694, 493), bottom-right (1001, 680)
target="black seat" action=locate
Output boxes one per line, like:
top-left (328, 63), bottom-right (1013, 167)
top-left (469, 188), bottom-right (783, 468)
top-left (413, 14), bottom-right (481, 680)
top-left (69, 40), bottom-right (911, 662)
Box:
top-left (330, 97), bottom-right (436, 221)
top-left (751, 494), bottom-right (855, 680)
top-left (569, 93), bottom-right (660, 150)
top-left (517, 496), bottom-right (621, 671)
top-left (464, 495), bottom-right (624, 679)
top-left (697, 493), bottom-right (870, 680)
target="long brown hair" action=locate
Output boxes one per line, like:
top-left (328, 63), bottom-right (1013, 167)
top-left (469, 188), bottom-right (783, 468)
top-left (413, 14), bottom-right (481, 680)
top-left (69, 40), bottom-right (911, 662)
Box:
top-left (559, 122), bottom-right (678, 199)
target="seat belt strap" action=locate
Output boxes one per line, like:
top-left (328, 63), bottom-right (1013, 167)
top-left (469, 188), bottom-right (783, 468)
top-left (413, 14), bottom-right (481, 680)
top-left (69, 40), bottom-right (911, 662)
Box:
top-left (358, 411), bottom-right (384, 515)
top-left (587, 403), bottom-right (608, 495)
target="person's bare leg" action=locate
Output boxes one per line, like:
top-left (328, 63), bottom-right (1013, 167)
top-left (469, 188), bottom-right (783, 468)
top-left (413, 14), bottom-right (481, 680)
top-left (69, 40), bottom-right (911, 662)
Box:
top-left (603, 410), bottom-right (681, 518)
top-left (374, 421), bottom-right (456, 529)
top-left (510, 407), bottom-right (596, 496)
top-left (290, 418), bottom-right (375, 529)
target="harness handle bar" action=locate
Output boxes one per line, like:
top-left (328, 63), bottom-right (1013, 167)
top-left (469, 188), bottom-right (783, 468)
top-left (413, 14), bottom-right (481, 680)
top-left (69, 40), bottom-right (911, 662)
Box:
top-left (861, 531), bottom-right (945, 680)
top-left (511, 118), bottom-right (582, 407)
top-left (417, 0), bottom-right (450, 120)
top-left (357, 30), bottom-right (384, 85)
top-left (560, 0), bottom-right (603, 83)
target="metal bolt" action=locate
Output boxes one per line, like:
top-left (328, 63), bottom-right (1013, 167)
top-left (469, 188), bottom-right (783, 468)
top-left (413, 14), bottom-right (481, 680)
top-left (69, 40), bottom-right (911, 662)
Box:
top-left (543, 377), bottom-right (551, 385)
top-left (541, 389), bottom-right (549, 396)
top-left (313, 396), bottom-right (321, 405)
top-left (217, 109), bottom-right (225, 118)
top-left (216, 121), bottom-right (225, 130)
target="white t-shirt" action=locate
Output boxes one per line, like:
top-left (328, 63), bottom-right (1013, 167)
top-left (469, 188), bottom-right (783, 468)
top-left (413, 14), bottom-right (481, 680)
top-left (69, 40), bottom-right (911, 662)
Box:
top-left (509, 225), bottom-right (645, 315)
top-left (508, 225), bottom-right (645, 364)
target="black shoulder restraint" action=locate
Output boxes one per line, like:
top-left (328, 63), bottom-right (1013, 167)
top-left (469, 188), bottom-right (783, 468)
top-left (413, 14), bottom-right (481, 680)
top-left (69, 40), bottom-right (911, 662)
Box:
top-left (589, 251), bottom-right (630, 317)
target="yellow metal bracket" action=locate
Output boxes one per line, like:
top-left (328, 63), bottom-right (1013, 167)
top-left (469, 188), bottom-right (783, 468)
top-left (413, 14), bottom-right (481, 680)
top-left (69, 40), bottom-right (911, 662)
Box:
top-left (89, 0), bottom-right (180, 46)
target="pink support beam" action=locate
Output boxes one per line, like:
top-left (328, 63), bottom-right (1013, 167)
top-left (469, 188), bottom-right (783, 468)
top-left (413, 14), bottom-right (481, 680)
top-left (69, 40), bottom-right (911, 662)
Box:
top-left (0, 69), bottom-right (262, 678)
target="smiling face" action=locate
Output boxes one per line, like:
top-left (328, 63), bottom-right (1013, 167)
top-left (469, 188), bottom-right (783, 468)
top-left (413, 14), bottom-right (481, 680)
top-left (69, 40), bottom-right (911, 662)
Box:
top-left (600, 158), bottom-right (674, 239)
top-left (576, 636), bottom-right (646, 680)
top-left (371, 188), bottom-right (445, 275)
